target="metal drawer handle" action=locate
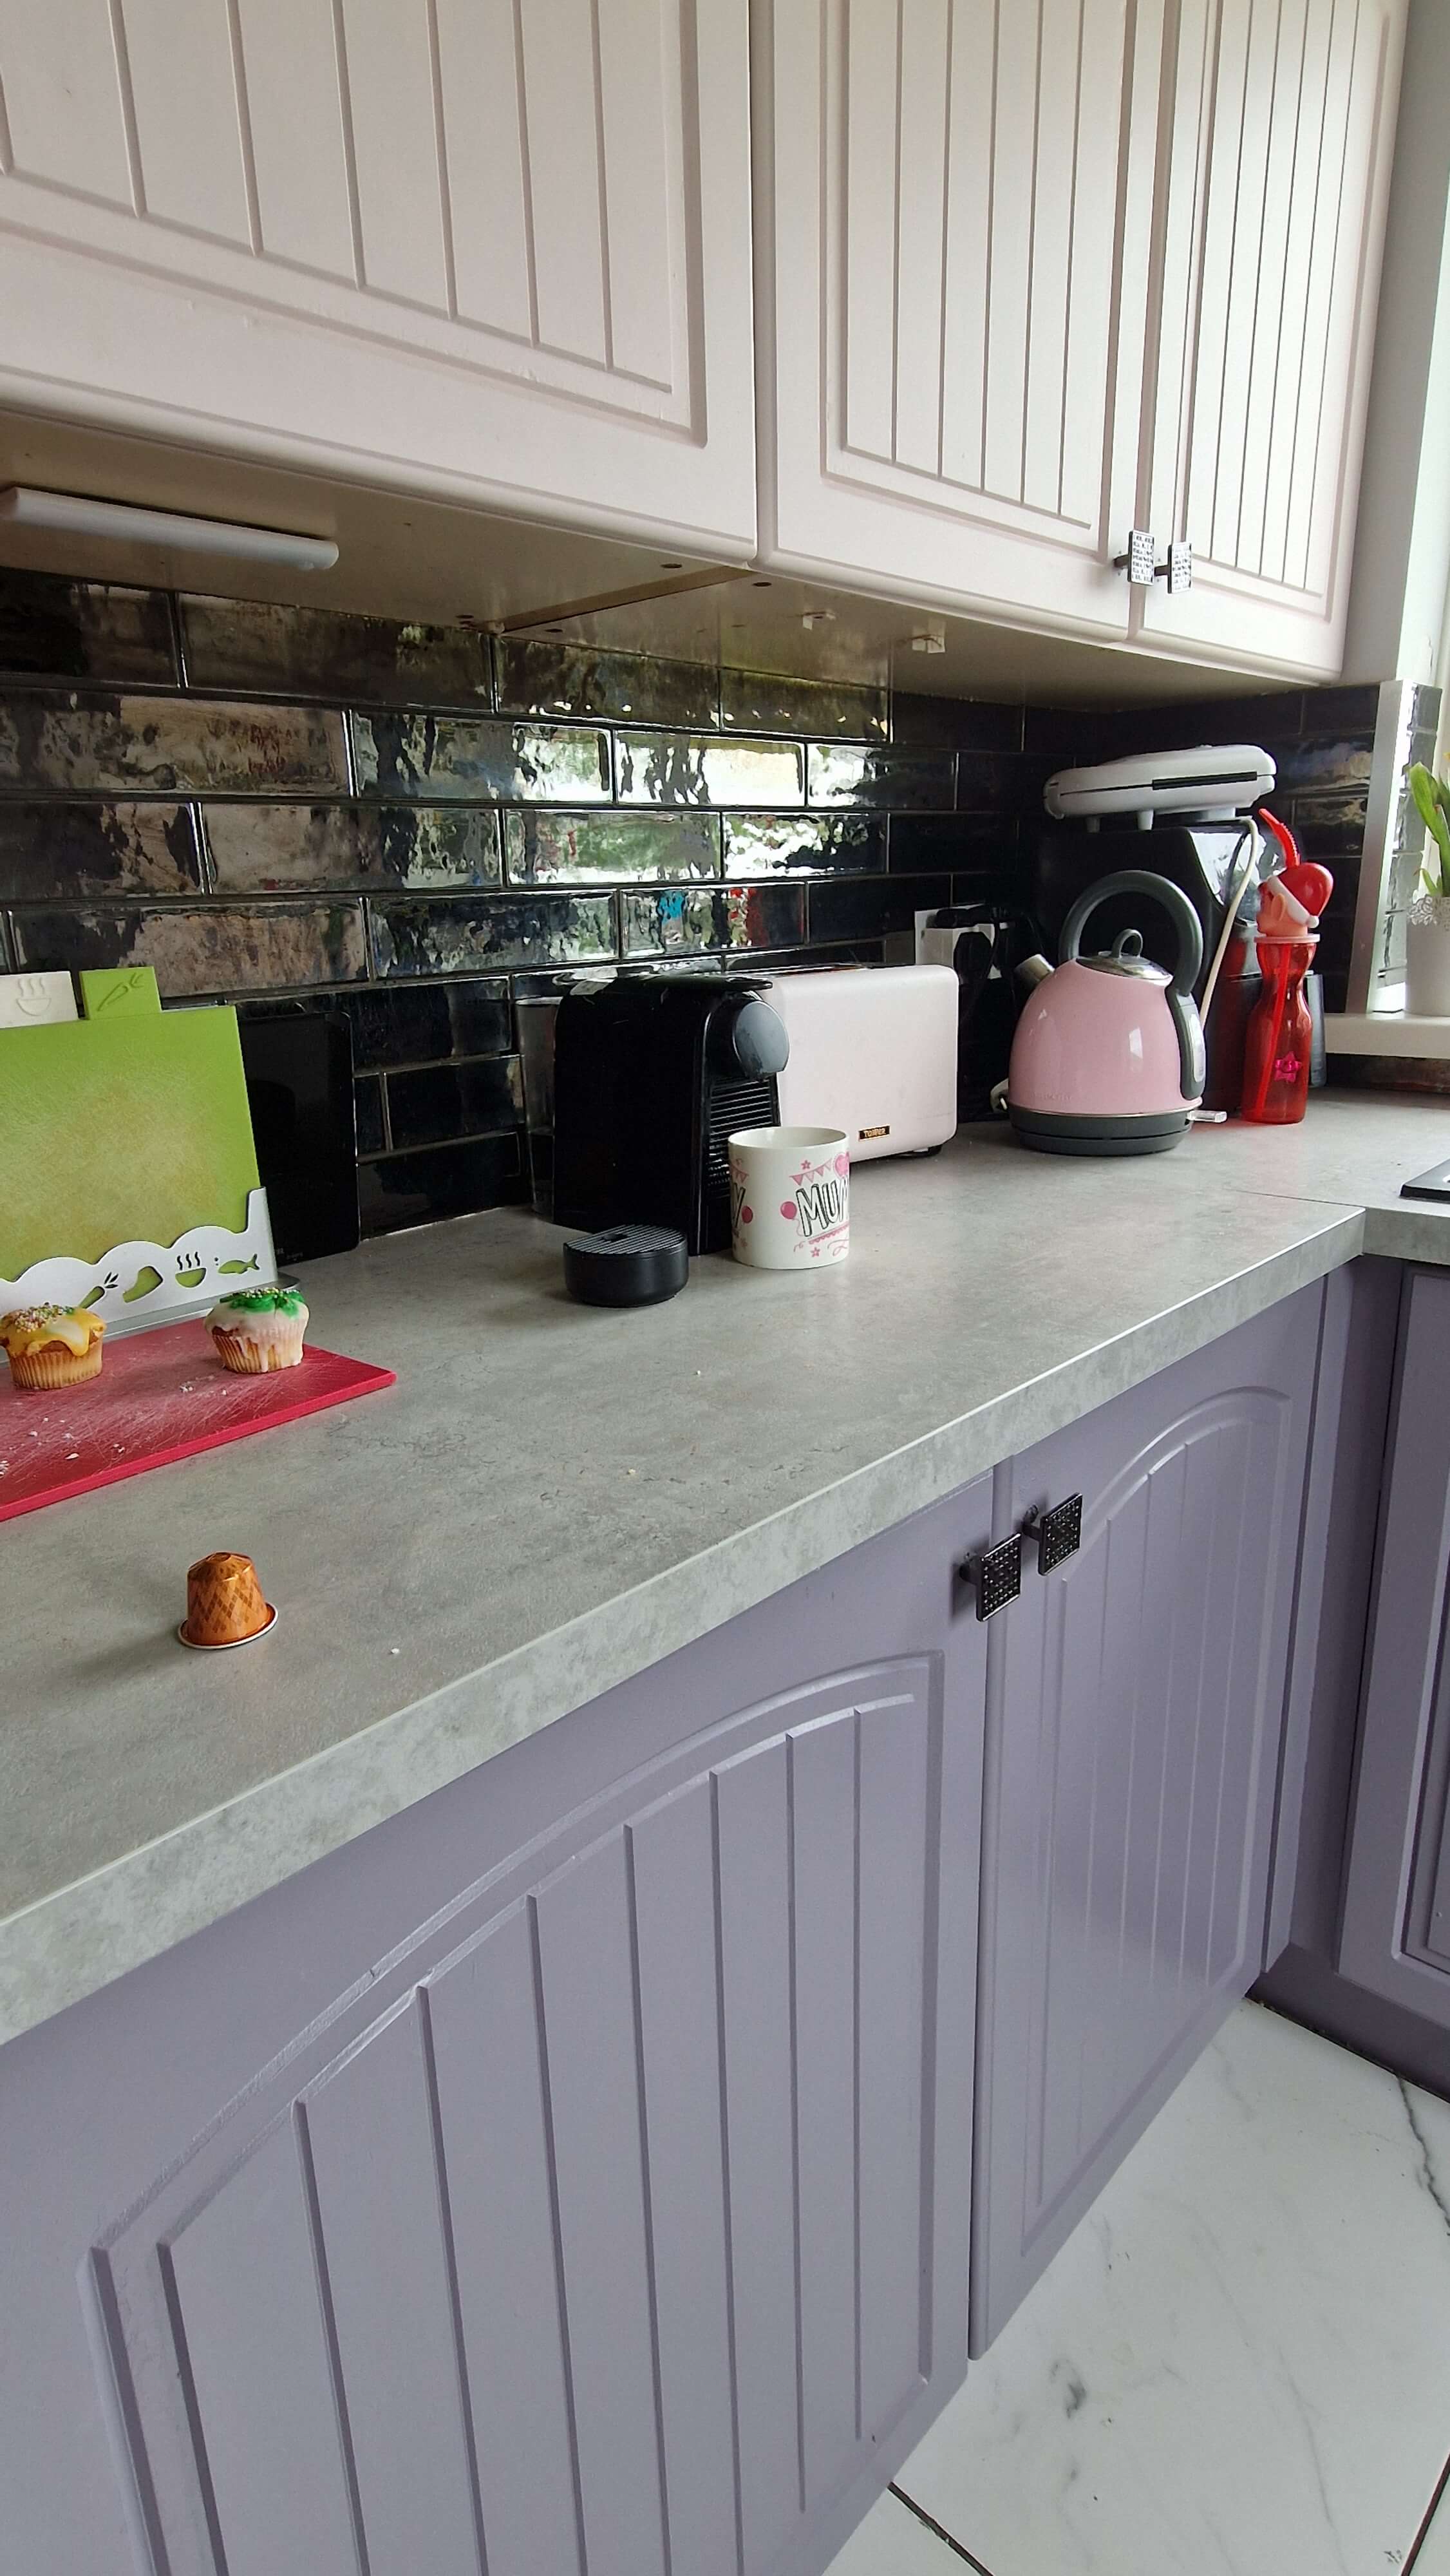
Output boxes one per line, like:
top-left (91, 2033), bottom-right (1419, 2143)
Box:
top-left (1021, 1494), bottom-right (1084, 1574)
top-left (960, 1533), bottom-right (1022, 1621)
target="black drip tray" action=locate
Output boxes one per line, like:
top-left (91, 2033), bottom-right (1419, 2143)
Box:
top-left (1400, 1158), bottom-right (1450, 1204)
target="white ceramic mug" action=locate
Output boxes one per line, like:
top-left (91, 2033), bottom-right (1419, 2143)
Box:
top-left (727, 1125), bottom-right (850, 1270)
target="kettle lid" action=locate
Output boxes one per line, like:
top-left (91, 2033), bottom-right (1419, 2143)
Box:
top-left (1080, 927), bottom-right (1169, 983)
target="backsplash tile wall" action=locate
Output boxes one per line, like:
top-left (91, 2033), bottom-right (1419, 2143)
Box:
top-left (0, 574), bottom-right (1035, 1235)
top-left (0, 569), bottom-right (1402, 1236)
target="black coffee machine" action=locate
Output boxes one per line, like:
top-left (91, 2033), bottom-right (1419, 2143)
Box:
top-left (553, 974), bottom-right (790, 1253)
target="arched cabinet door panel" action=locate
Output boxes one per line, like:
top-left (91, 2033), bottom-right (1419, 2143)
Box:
top-left (91, 1654), bottom-right (979, 2576)
top-left (972, 1288), bottom-right (1322, 2351)
top-left (1339, 1268), bottom-right (1450, 2031)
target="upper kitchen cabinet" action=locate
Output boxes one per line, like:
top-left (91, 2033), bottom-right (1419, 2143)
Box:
top-left (754, 0), bottom-right (1406, 679)
top-left (1135, 0), bottom-right (1407, 676)
top-left (0, 0), bottom-right (757, 557)
top-left (752, 0), bottom-right (1162, 639)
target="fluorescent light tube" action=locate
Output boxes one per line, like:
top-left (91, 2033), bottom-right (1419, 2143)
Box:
top-left (0, 487), bottom-right (339, 571)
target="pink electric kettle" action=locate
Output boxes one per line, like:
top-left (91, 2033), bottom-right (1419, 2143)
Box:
top-left (1008, 869), bottom-right (1206, 1156)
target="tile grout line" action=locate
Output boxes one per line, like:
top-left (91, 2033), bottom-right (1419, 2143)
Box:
top-left (889, 2481), bottom-right (997, 2576)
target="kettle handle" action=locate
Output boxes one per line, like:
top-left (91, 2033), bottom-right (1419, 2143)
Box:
top-left (1059, 869), bottom-right (1206, 1103)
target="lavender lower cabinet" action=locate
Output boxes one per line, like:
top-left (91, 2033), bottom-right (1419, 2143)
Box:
top-left (5, 1476), bottom-right (990, 2576)
top-left (970, 1287), bottom-right (1324, 2353)
top-left (1338, 1268), bottom-right (1450, 2032)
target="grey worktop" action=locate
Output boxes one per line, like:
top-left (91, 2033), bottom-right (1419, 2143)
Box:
top-left (3, 1092), bottom-right (1447, 2043)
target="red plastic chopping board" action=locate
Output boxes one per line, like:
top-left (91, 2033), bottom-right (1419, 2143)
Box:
top-left (0, 1322), bottom-right (395, 1522)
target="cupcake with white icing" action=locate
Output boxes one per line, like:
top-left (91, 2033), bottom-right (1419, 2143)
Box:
top-left (207, 1285), bottom-right (308, 1374)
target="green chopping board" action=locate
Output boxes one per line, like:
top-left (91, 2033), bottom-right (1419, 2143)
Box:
top-left (0, 1007), bottom-right (259, 1276)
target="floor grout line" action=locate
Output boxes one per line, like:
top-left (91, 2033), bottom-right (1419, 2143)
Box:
top-left (890, 2481), bottom-right (997, 2576)
top-left (1404, 2448), bottom-right (1450, 2574)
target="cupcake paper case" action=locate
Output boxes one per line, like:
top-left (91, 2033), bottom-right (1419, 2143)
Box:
top-left (0, 1304), bottom-right (106, 1391)
top-left (207, 1285), bottom-right (309, 1374)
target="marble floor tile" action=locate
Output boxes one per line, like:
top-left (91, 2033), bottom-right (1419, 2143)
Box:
top-left (825, 2492), bottom-right (965, 2575)
top-left (887, 2003), bottom-right (1450, 2576)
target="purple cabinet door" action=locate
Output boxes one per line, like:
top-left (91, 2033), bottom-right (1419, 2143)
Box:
top-left (970, 1288), bottom-right (1323, 2353)
top-left (22, 1475), bottom-right (990, 2576)
top-left (1339, 1267), bottom-right (1450, 2031)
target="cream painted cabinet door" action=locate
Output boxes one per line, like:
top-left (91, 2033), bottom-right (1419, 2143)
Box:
top-left (1135, 0), bottom-right (1407, 677)
top-left (0, 0), bottom-right (757, 554)
top-left (753, 0), bottom-right (1162, 636)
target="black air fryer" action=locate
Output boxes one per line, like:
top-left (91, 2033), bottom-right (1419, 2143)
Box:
top-left (552, 974), bottom-right (790, 1253)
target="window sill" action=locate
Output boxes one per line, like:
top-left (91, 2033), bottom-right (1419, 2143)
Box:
top-left (1325, 1010), bottom-right (1450, 1060)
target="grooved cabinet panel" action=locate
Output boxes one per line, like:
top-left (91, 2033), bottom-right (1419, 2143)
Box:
top-left (972, 1288), bottom-right (1321, 2351)
top-left (1339, 1268), bottom-right (1450, 2031)
top-left (760, 0), bottom-right (1156, 632)
top-left (1138, 0), bottom-right (1406, 673)
top-left (85, 1629), bottom-right (983, 2576)
top-left (0, 0), bottom-right (756, 549)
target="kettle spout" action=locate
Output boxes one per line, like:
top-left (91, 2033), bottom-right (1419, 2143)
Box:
top-left (1016, 951), bottom-right (1055, 989)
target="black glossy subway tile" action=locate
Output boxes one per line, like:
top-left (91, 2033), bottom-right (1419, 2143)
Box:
top-left (495, 638), bottom-right (718, 729)
top-left (722, 812), bottom-right (887, 876)
top-left (505, 808), bottom-right (720, 884)
top-left (1021, 706), bottom-right (1084, 762)
top-left (1301, 683), bottom-right (1382, 735)
top-left (888, 812), bottom-right (1020, 869)
top-left (517, 994), bottom-right (560, 1134)
top-left (11, 900), bottom-right (368, 994)
top-left (621, 884), bottom-right (805, 956)
top-left (352, 712), bottom-right (610, 804)
top-left (370, 892), bottom-right (615, 977)
top-left (357, 1133), bottom-right (526, 1235)
top-left (353, 1074), bottom-right (386, 1157)
top-left (807, 744), bottom-right (956, 810)
top-left (181, 597), bottom-right (490, 708)
top-left (0, 802), bottom-right (201, 898)
top-left (1285, 791), bottom-right (1369, 858)
top-left (0, 573), bottom-right (178, 686)
top-left (616, 730), bottom-right (805, 808)
top-left (749, 938), bottom-right (887, 971)
top-left (204, 801), bottom-right (502, 891)
top-left (891, 692), bottom-right (1021, 752)
top-left (385, 1056), bottom-right (525, 1150)
top-left (0, 692), bottom-right (348, 795)
top-left (805, 873), bottom-right (952, 942)
top-left (720, 668), bottom-right (889, 741)
top-left (339, 977), bottom-right (513, 1070)
top-left (1077, 692), bottom-right (1304, 760)
top-left (1269, 735), bottom-right (1375, 795)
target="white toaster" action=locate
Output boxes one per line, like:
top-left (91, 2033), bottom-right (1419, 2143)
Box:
top-left (762, 965), bottom-right (959, 1161)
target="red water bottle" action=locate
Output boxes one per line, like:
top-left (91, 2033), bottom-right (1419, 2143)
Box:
top-left (1240, 934), bottom-right (1316, 1123)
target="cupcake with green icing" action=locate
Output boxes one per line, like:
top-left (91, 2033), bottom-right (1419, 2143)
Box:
top-left (207, 1283), bottom-right (309, 1374)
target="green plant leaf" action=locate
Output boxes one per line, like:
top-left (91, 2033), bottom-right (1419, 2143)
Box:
top-left (1409, 763), bottom-right (1450, 898)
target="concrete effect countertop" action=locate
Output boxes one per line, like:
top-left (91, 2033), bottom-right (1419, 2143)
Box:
top-left (3, 1092), bottom-right (1447, 2045)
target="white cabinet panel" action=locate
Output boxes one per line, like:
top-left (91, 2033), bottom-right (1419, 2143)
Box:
top-left (757, 0), bottom-right (1161, 635)
top-left (1138, 0), bottom-right (1407, 676)
top-left (0, 0), bottom-right (756, 552)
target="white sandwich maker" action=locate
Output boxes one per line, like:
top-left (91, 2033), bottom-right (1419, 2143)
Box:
top-left (1044, 743), bottom-right (1276, 831)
